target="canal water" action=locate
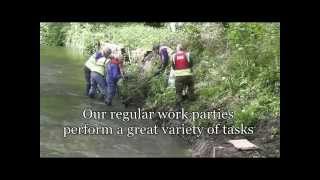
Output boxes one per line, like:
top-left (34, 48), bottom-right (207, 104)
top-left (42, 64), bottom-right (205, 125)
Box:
top-left (40, 46), bottom-right (191, 157)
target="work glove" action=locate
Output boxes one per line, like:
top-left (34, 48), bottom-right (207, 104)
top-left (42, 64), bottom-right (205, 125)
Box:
top-left (122, 75), bottom-right (128, 81)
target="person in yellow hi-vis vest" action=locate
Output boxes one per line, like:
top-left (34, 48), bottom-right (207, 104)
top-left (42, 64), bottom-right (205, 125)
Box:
top-left (84, 46), bottom-right (112, 104)
top-left (171, 44), bottom-right (195, 110)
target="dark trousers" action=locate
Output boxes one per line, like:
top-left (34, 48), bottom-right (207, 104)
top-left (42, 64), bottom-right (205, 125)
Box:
top-left (175, 75), bottom-right (195, 105)
top-left (84, 66), bottom-right (91, 96)
top-left (89, 72), bottom-right (108, 102)
top-left (106, 77), bottom-right (119, 104)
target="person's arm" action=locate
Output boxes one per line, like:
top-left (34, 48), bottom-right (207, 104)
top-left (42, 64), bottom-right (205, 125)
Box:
top-left (118, 59), bottom-right (126, 79)
top-left (104, 58), bottom-right (111, 77)
top-left (187, 52), bottom-right (193, 68)
top-left (119, 63), bottom-right (124, 77)
top-left (163, 49), bottom-right (170, 64)
top-left (159, 49), bottom-right (164, 64)
top-left (171, 53), bottom-right (176, 70)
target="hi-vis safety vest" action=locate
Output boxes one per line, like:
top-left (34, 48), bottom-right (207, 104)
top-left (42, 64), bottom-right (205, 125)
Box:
top-left (173, 51), bottom-right (192, 76)
top-left (85, 55), bottom-right (109, 76)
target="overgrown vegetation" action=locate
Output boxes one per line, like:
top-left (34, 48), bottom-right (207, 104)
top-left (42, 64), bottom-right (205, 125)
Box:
top-left (40, 22), bottom-right (280, 128)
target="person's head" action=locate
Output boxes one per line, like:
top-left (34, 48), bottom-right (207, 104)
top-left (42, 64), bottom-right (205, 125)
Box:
top-left (118, 54), bottom-right (123, 61)
top-left (176, 44), bottom-right (185, 51)
top-left (152, 44), bottom-right (160, 54)
top-left (113, 54), bottom-right (122, 61)
top-left (102, 47), bottom-right (112, 58)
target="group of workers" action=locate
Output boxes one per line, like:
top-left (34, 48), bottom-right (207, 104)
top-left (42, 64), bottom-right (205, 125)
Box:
top-left (83, 43), bottom-right (195, 109)
top-left (84, 45), bottom-right (125, 106)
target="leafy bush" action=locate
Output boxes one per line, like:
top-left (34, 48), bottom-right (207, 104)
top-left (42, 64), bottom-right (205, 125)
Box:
top-left (62, 23), bottom-right (187, 56)
top-left (40, 23), bottom-right (69, 46)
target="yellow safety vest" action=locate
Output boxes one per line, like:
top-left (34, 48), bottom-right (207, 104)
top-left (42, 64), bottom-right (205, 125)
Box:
top-left (174, 69), bottom-right (192, 76)
top-left (85, 55), bottom-right (108, 76)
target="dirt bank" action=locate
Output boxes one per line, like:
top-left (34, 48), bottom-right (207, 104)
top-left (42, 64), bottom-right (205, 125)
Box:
top-left (165, 117), bottom-right (280, 158)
